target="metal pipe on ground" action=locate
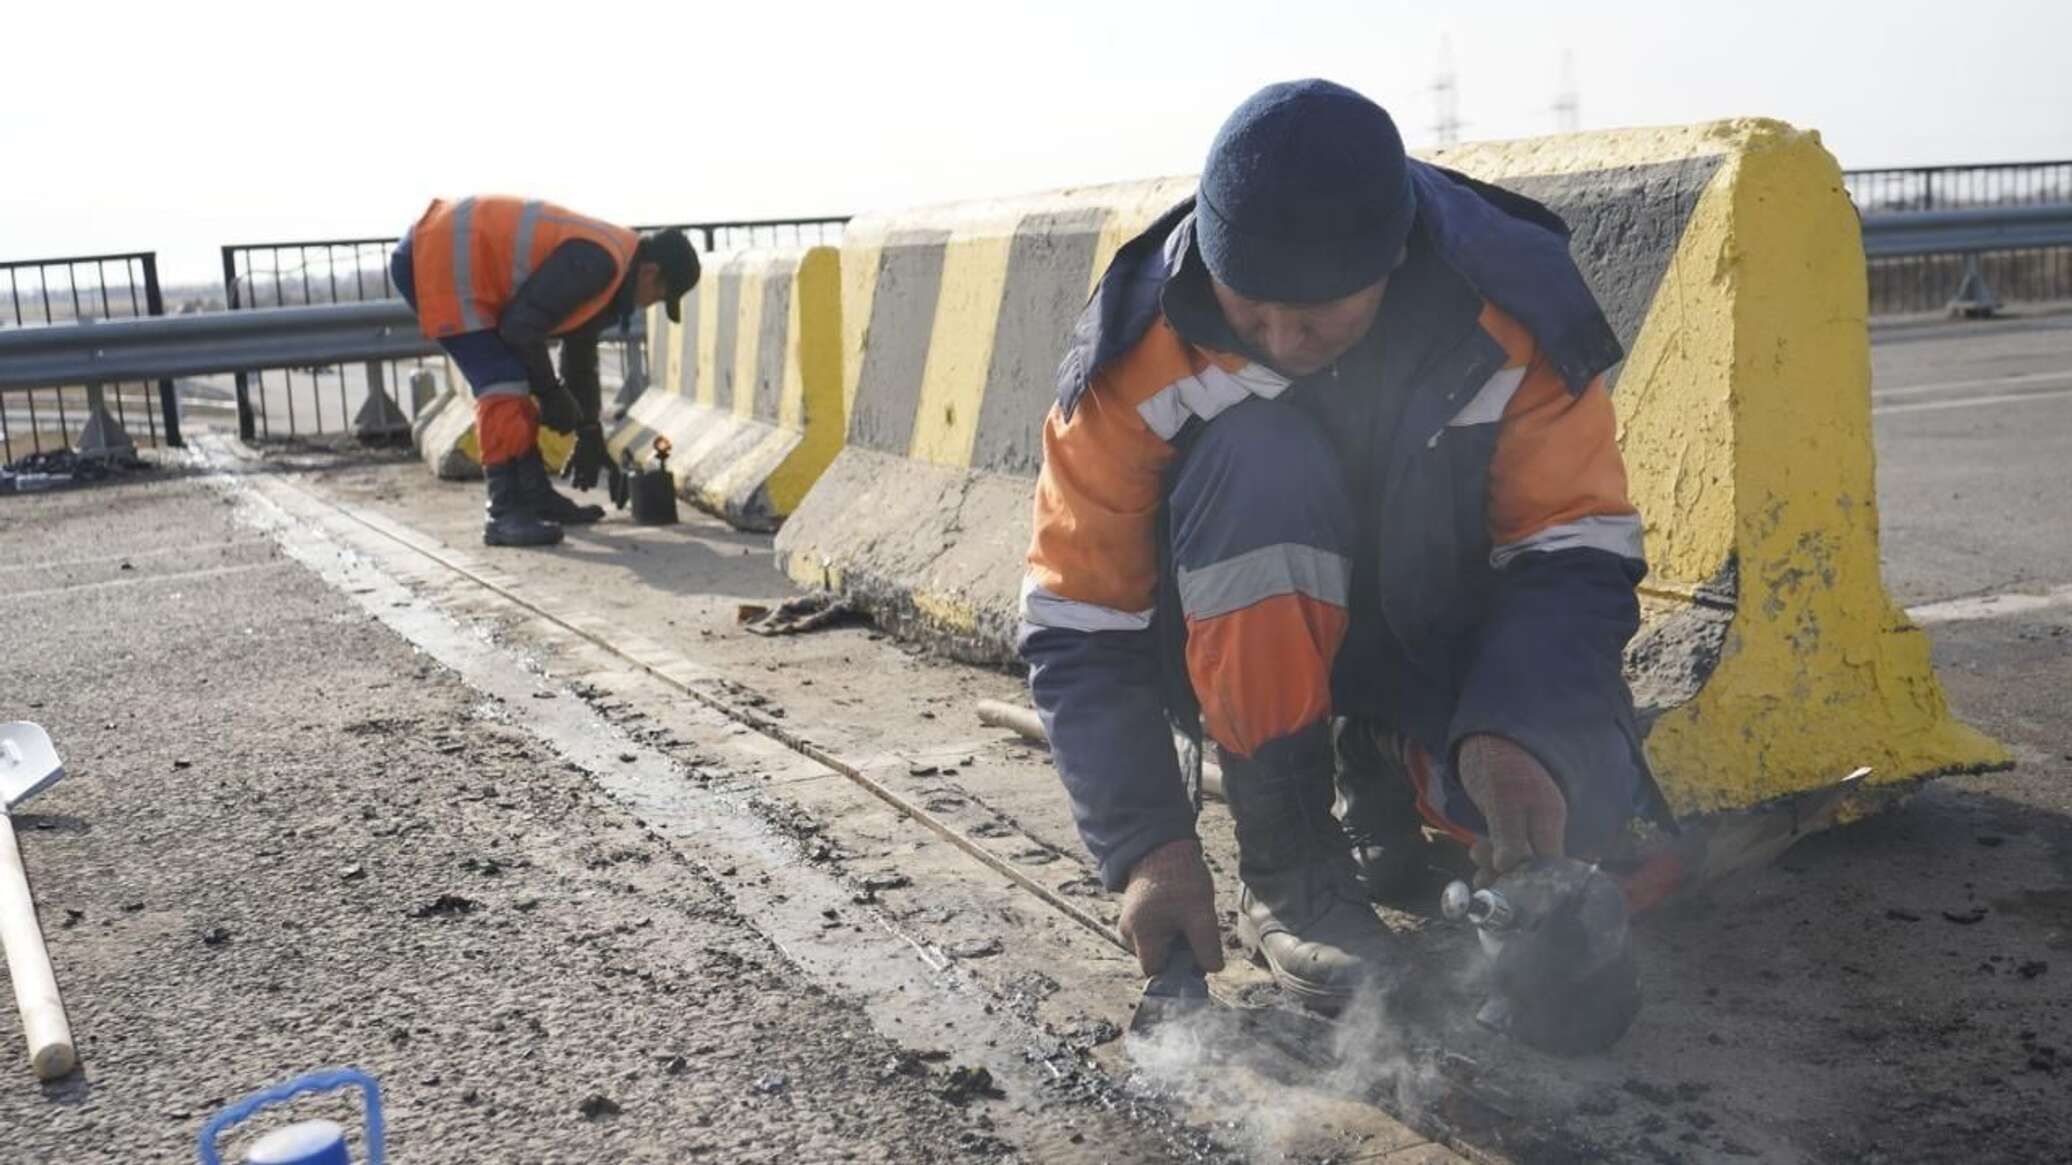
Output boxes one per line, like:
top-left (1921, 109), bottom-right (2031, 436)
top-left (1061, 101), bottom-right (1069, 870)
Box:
top-left (974, 699), bottom-right (1225, 801)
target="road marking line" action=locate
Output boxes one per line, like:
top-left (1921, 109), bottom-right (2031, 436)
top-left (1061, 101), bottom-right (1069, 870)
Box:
top-left (0, 559), bottom-right (289, 602)
top-left (1874, 386), bottom-right (2072, 416)
top-left (1873, 367), bottom-right (2072, 400)
top-left (1907, 582), bottom-right (2072, 626)
top-left (0, 540), bottom-right (274, 576)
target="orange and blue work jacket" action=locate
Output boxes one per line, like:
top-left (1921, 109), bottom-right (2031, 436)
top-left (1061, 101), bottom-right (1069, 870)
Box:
top-left (1021, 166), bottom-right (1659, 889)
top-left (407, 196), bottom-right (638, 342)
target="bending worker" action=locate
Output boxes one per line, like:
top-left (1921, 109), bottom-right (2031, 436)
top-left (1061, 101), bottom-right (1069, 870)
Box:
top-left (390, 197), bottom-right (699, 546)
top-left (1021, 80), bottom-right (1663, 1011)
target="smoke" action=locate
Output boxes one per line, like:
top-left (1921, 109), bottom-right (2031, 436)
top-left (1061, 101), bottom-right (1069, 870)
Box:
top-left (1121, 974), bottom-right (1455, 1161)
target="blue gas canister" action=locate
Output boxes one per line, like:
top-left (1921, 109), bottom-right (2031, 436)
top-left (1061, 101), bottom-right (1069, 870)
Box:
top-left (198, 1068), bottom-right (385, 1165)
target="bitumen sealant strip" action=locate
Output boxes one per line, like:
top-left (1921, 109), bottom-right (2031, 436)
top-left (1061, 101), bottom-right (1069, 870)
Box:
top-left (191, 445), bottom-right (1287, 1165)
top-left (297, 492), bottom-right (1125, 949)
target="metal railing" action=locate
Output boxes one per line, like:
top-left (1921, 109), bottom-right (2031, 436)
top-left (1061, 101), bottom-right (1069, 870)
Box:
top-left (1843, 161), bottom-right (2072, 212)
top-left (0, 300), bottom-right (637, 407)
top-left (0, 302), bottom-right (440, 389)
top-left (1860, 205), bottom-right (2072, 258)
top-left (0, 252), bottom-right (177, 460)
top-left (219, 235), bottom-right (439, 442)
top-left (217, 216), bottom-right (848, 441)
top-left (1846, 163), bottom-right (2072, 315)
top-left (670, 216), bottom-right (849, 252)
top-left (1859, 205), bottom-right (2072, 316)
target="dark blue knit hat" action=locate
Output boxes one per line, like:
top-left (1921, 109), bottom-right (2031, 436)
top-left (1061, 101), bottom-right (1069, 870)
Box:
top-left (1197, 79), bottom-right (1417, 304)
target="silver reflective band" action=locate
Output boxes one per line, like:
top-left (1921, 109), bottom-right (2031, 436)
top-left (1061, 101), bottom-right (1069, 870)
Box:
top-left (510, 199), bottom-right (544, 289)
top-left (1447, 366), bottom-right (1528, 427)
top-left (539, 212), bottom-right (635, 264)
top-left (1135, 360), bottom-right (1290, 442)
top-left (474, 379), bottom-right (531, 398)
top-left (1018, 577), bottom-right (1153, 632)
top-left (1490, 513), bottom-right (1645, 569)
top-left (452, 197), bottom-right (483, 333)
top-left (1177, 542), bottom-right (1350, 620)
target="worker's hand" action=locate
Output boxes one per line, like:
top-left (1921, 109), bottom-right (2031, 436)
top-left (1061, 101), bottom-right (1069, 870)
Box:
top-left (566, 423), bottom-right (609, 491)
top-left (534, 380), bottom-right (582, 433)
top-left (1457, 734), bottom-right (1567, 888)
top-left (1117, 838), bottom-right (1224, 976)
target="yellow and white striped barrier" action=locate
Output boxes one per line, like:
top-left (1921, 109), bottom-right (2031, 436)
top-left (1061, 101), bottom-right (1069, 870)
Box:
top-left (609, 247), bottom-right (842, 531)
top-left (775, 120), bottom-right (2005, 814)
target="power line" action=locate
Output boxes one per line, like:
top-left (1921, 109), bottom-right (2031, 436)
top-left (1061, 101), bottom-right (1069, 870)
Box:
top-left (1552, 49), bottom-right (1580, 133)
top-left (1431, 35), bottom-right (1462, 146)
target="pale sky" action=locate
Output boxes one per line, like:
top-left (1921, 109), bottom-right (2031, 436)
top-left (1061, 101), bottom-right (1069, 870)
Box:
top-left (6, 0), bottom-right (2068, 285)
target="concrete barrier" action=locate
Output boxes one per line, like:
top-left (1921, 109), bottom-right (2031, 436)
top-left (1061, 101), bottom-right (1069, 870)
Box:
top-left (776, 119), bottom-right (2005, 813)
top-left (607, 247), bottom-right (842, 531)
top-left (414, 359), bottom-right (479, 480)
top-left (414, 365), bottom-right (575, 482)
top-left (776, 180), bottom-right (1193, 657)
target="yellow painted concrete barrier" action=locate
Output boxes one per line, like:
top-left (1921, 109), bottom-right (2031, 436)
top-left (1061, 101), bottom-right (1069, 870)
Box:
top-left (775, 120), bottom-right (2005, 813)
top-left (414, 369), bottom-right (574, 480)
top-left (776, 179), bottom-right (1193, 655)
top-left (414, 358), bottom-right (479, 480)
top-left (608, 247), bottom-right (843, 531)
top-left (1432, 121), bottom-right (2008, 811)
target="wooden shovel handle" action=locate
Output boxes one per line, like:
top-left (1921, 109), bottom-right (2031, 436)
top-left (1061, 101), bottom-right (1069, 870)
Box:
top-left (0, 816), bottom-right (76, 1080)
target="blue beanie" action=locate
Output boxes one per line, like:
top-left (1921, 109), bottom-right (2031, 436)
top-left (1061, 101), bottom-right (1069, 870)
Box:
top-left (1197, 79), bottom-right (1417, 304)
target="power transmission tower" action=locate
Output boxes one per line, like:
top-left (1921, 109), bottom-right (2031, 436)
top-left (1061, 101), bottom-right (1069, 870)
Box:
top-left (1552, 50), bottom-right (1580, 133)
top-left (1431, 36), bottom-right (1462, 146)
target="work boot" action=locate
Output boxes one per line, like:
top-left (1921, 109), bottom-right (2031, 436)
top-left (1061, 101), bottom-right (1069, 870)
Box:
top-left (482, 461), bottom-right (564, 547)
top-left (1335, 719), bottom-right (1445, 906)
top-left (517, 450), bottom-right (604, 525)
top-left (1224, 728), bottom-right (1401, 1013)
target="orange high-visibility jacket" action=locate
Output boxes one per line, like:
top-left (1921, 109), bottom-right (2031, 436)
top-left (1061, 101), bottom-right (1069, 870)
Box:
top-left (407, 196), bottom-right (638, 339)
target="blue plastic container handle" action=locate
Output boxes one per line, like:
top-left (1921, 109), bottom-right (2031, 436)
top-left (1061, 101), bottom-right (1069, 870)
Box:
top-left (198, 1068), bottom-right (385, 1165)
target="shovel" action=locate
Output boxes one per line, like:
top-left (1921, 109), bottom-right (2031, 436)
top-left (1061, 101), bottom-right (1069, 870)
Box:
top-left (0, 722), bottom-right (76, 1079)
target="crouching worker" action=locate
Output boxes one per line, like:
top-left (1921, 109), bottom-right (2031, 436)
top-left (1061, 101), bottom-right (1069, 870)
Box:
top-left (390, 197), bottom-right (698, 546)
top-left (1021, 80), bottom-right (1663, 1013)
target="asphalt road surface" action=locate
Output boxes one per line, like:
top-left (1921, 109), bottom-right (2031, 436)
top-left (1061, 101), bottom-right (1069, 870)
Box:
top-left (0, 478), bottom-right (1199, 1163)
top-left (0, 308), bottom-right (2068, 1163)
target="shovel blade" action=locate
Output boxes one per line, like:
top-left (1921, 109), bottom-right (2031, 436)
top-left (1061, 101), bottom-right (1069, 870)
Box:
top-left (0, 722), bottom-right (64, 811)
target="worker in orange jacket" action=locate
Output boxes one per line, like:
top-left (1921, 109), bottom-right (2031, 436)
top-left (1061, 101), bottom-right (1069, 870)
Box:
top-left (390, 197), bottom-right (698, 546)
top-left (1023, 81), bottom-right (1661, 1013)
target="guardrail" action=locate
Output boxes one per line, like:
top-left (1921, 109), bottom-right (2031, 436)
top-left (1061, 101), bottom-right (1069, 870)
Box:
top-left (0, 300), bottom-right (639, 450)
top-left (0, 302), bottom-right (436, 390)
top-left (0, 252), bottom-right (177, 458)
top-left (1859, 204), bottom-right (2072, 316)
top-left (1861, 204), bottom-right (2072, 257)
top-left (218, 235), bottom-right (438, 441)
